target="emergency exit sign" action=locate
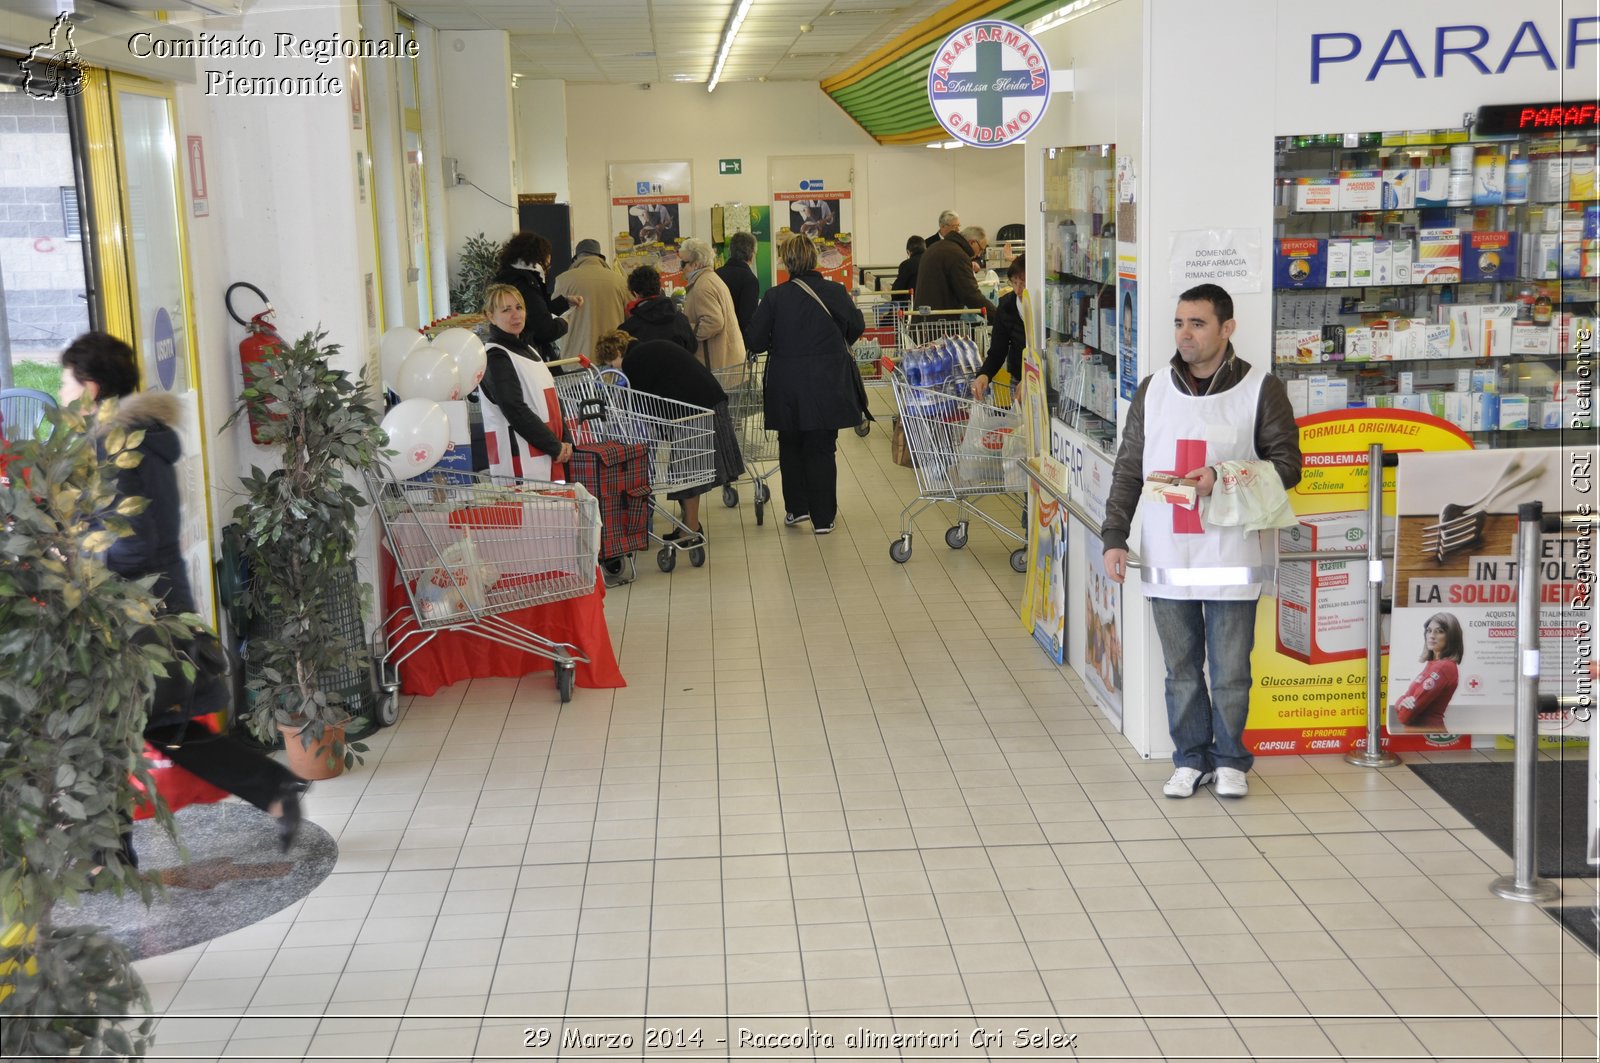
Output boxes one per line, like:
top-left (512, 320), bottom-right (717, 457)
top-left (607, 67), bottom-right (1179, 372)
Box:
top-left (718, 158), bottom-right (742, 175)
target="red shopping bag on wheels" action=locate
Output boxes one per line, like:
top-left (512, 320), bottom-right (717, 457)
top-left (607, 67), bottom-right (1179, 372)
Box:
top-left (130, 716), bottom-right (231, 820)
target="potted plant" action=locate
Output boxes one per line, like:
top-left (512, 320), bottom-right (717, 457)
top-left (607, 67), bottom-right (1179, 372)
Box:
top-left (225, 328), bottom-right (389, 779)
top-left (448, 232), bottom-right (504, 316)
top-left (1, 400), bottom-right (191, 1058)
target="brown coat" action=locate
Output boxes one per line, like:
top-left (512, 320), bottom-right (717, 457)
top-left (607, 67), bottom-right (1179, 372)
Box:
top-left (683, 266), bottom-right (746, 375)
top-left (551, 253), bottom-right (628, 360)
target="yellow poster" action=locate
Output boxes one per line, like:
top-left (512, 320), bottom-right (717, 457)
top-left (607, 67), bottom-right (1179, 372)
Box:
top-left (1244, 410), bottom-right (1475, 756)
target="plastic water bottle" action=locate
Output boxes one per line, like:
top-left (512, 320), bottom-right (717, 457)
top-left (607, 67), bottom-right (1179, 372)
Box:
top-left (905, 347), bottom-right (922, 388)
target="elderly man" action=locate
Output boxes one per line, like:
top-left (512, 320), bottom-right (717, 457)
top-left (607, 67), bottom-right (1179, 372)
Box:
top-left (914, 224), bottom-right (990, 312)
top-left (552, 238), bottom-right (628, 361)
top-left (925, 209), bottom-right (960, 247)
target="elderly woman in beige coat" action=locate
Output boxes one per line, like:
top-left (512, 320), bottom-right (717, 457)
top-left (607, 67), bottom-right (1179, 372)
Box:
top-left (679, 237), bottom-right (746, 382)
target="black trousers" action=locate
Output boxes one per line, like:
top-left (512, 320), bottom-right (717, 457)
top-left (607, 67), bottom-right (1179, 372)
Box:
top-left (144, 722), bottom-right (301, 813)
top-left (777, 429), bottom-right (840, 527)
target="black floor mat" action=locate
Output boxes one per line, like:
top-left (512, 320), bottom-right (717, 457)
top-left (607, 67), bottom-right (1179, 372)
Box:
top-left (1407, 760), bottom-right (1596, 879)
top-left (1547, 906), bottom-right (1600, 954)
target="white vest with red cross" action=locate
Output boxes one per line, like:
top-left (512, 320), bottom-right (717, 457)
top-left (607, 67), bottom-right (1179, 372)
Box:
top-left (1139, 362), bottom-right (1273, 601)
top-left (480, 345), bottom-right (565, 482)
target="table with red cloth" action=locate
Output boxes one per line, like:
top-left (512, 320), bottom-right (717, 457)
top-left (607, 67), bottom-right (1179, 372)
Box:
top-left (382, 553), bottom-right (625, 697)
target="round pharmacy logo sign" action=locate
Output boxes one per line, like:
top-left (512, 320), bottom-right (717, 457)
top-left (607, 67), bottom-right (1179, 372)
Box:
top-left (928, 20), bottom-right (1050, 149)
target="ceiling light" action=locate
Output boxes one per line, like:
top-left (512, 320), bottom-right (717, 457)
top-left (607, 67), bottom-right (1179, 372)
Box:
top-left (1027, 0), bottom-right (1103, 34)
top-left (708, 0), bottom-right (755, 93)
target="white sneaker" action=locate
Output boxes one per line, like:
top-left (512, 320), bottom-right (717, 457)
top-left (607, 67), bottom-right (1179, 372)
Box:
top-left (1162, 766), bottom-right (1214, 798)
top-left (1214, 767), bottom-right (1249, 798)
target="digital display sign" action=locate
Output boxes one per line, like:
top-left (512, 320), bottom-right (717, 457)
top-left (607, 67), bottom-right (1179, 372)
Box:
top-left (1476, 101), bottom-right (1600, 136)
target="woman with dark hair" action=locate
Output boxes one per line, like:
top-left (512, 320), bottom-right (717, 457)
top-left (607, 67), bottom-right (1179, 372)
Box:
top-left (618, 265), bottom-right (696, 353)
top-left (745, 234), bottom-right (865, 534)
top-left (491, 231), bottom-right (583, 362)
top-left (1393, 612), bottom-right (1464, 730)
top-left (971, 253), bottom-right (1026, 401)
top-left (60, 332), bottom-right (310, 869)
top-left (715, 231), bottom-right (760, 338)
top-left (892, 235), bottom-right (926, 301)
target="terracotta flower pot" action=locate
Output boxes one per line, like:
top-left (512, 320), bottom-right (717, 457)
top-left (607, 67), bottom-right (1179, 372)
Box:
top-left (280, 722), bottom-right (345, 780)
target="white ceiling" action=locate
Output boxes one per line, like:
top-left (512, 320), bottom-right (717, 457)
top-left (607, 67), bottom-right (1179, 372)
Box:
top-left (396, 0), bottom-right (933, 85)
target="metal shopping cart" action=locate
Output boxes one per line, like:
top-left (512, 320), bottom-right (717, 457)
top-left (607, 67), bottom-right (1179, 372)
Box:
top-left (369, 470), bottom-right (600, 703)
top-left (719, 354), bottom-right (779, 525)
top-left (555, 367), bottom-right (719, 573)
top-left (849, 290), bottom-right (909, 437)
top-left (884, 358), bottom-right (1029, 573)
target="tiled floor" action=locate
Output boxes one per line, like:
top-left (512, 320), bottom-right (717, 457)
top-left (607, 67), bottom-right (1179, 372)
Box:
top-left (134, 422), bottom-right (1600, 1061)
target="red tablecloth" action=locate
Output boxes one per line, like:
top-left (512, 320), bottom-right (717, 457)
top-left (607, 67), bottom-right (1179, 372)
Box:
top-left (384, 557), bottom-right (624, 697)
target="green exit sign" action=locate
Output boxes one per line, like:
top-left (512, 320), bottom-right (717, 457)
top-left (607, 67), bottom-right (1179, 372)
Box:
top-left (718, 158), bottom-right (742, 175)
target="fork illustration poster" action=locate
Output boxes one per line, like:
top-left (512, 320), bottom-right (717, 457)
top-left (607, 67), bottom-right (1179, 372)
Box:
top-left (1390, 445), bottom-right (1596, 739)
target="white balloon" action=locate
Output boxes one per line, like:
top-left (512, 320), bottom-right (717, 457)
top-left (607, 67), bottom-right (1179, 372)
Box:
top-left (395, 344), bottom-right (461, 402)
top-left (432, 328), bottom-right (487, 391)
top-left (380, 399), bottom-right (451, 478)
top-left (380, 328), bottom-right (428, 388)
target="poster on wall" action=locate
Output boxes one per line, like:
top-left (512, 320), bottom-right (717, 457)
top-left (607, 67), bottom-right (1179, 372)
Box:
top-left (1388, 446), bottom-right (1595, 739)
top-left (609, 160), bottom-right (693, 290)
top-left (1243, 410), bottom-right (1476, 757)
top-left (1116, 250), bottom-right (1137, 400)
top-left (773, 190), bottom-right (852, 286)
top-left (1168, 228), bottom-right (1263, 294)
top-left (1028, 491), bottom-right (1067, 664)
top-left (1084, 530), bottom-right (1124, 716)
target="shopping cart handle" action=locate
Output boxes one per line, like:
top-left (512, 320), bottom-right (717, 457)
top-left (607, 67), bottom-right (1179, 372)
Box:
top-left (547, 356), bottom-right (588, 369)
top-left (578, 396), bottom-right (607, 422)
top-left (878, 355), bottom-right (896, 374)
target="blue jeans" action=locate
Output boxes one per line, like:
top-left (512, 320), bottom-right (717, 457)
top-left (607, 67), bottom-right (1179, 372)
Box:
top-left (1149, 598), bottom-right (1258, 773)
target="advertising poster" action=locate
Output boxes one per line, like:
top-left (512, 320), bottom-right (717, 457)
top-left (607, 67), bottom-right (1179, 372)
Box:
top-left (1085, 530), bottom-right (1124, 715)
top-left (1029, 491), bottom-right (1067, 664)
top-left (772, 190), bottom-right (853, 286)
top-left (1116, 250), bottom-right (1137, 400)
top-left (1244, 410), bottom-right (1475, 757)
top-left (1387, 446), bottom-right (1595, 739)
top-left (608, 160), bottom-right (692, 289)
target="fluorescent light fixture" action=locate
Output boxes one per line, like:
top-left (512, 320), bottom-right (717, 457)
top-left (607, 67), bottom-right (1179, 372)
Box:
top-left (925, 140), bottom-right (962, 149)
top-left (1026, 0), bottom-right (1103, 34)
top-left (708, 0), bottom-right (755, 93)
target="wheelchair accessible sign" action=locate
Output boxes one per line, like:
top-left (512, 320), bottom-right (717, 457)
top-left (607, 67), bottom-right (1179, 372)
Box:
top-left (928, 19), bottom-right (1050, 148)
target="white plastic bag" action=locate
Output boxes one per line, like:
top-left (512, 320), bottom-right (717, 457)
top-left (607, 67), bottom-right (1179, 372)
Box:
top-left (417, 535), bottom-right (495, 621)
top-left (954, 404), bottom-right (1023, 486)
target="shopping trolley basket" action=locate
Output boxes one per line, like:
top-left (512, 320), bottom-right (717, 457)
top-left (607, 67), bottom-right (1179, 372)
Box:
top-left (718, 353), bottom-right (779, 525)
top-left (369, 470), bottom-right (601, 703)
top-left (555, 367), bottom-right (719, 573)
top-left (849, 291), bottom-right (908, 436)
top-left (884, 360), bottom-right (1029, 573)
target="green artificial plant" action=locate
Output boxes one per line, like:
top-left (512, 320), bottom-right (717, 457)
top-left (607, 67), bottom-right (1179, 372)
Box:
top-left (448, 232), bottom-right (504, 316)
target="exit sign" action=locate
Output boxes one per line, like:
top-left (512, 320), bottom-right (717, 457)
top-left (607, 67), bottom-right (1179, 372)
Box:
top-left (718, 158), bottom-right (742, 175)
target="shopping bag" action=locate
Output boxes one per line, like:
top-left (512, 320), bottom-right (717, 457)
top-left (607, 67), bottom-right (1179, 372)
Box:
top-left (131, 718), bottom-right (230, 820)
top-left (416, 534), bottom-right (496, 621)
top-left (954, 404), bottom-right (1023, 485)
top-left (890, 416), bottom-right (914, 468)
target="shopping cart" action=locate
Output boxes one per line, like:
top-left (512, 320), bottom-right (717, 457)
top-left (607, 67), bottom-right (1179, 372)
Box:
top-left (849, 290), bottom-right (908, 437)
top-left (555, 367), bottom-right (719, 573)
top-left (884, 358), bottom-right (1029, 573)
top-left (369, 470), bottom-right (600, 703)
top-left (719, 354), bottom-right (779, 525)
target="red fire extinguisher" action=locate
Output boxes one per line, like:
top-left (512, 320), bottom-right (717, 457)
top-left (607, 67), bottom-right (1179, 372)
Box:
top-left (226, 281), bottom-right (282, 444)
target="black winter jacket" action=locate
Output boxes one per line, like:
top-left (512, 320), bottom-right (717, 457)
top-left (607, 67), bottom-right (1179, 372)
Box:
top-left (978, 290), bottom-right (1025, 383)
top-left (622, 339), bottom-right (728, 411)
top-left (892, 251), bottom-right (923, 299)
top-left (619, 295), bottom-right (696, 354)
top-left (715, 260), bottom-right (759, 340)
top-left (480, 326), bottom-right (566, 459)
top-left (746, 272), bottom-right (867, 433)
top-left (104, 391), bottom-right (195, 616)
top-left (491, 262), bottom-right (569, 360)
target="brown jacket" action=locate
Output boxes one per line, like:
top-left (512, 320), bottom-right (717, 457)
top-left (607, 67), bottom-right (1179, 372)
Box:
top-left (913, 231), bottom-right (988, 312)
top-left (1101, 347), bottom-right (1302, 553)
top-left (683, 266), bottom-right (746, 375)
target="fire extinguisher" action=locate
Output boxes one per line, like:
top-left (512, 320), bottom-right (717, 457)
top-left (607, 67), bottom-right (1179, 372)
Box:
top-left (226, 281), bottom-right (282, 444)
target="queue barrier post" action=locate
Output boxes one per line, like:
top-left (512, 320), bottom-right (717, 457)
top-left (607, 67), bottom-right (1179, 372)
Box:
top-left (1346, 443), bottom-right (1401, 769)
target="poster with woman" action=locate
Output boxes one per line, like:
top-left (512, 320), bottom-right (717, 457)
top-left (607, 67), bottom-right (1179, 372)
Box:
top-left (1084, 531), bottom-right (1124, 714)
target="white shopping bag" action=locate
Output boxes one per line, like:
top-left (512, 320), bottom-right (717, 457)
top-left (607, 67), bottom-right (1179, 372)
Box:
top-left (416, 534), bottom-right (496, 621)
top-left (954, 405), bottom-right (1023, 486)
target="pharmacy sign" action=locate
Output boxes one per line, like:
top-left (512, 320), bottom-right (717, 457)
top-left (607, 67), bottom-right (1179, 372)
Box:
top-left (928, 20), bottom-right (1050, 148)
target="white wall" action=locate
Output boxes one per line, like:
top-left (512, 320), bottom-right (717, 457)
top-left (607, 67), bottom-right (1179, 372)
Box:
top-left (436, 30), bottom-right (517, 288)
top-left (515, 79), bottom-right (570, 202)
top-left (559, 81), bottom-right (1026, 266)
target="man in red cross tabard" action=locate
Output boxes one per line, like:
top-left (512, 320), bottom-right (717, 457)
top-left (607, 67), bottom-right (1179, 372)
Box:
top-left (1101, 284), bottom-right (1302, 800)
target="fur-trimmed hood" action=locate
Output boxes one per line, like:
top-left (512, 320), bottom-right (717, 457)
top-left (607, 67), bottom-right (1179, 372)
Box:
top-left (102, 390), bottom-right (182, 464)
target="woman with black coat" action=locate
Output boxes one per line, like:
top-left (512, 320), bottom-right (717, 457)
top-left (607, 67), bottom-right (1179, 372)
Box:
top-left (745, 234), bottom-right (866, 534)
top-left (490, 231), bottom-right (583, 361)
top-left (59, 332), bottom-right (310, 870)
top-left (618, 265), bottom-right (696, 353)
top-left (971, 254), bottom-right (1028, 400)
top-left (891, 235), bottom-right (926, 302)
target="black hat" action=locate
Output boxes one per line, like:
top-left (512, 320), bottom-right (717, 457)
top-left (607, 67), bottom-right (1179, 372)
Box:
top-left (574, 238), bottom-right (604, 258)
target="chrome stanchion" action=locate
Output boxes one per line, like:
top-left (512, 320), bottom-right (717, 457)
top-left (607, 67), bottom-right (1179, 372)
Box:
top-left (1347, 443), bottom-right (1401, 768)
top-left (1490, 501), bottom-right (1562, 903)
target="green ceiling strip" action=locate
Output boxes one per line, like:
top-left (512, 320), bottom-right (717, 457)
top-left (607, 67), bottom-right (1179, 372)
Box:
top-left (826, 0), bottom-right (1066, 143)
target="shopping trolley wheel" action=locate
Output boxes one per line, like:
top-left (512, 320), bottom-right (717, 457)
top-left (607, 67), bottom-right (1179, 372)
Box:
top-left (754, 481), bottom-right (770, 504)
top-left (657, 547), bottom-right (677, 573)
top-left (945, 523), bottom-right (969, 550)
top-left (854, 420), bottom-right (871, 437)
top-left (370, 689), bottom-right (399, 728)
top-left (722, 484), bottom-right (739, 508)
top-left (689, 545), bottom-right (707, 568)
top-left (889, 536), bottom-right (912, 564)
top-left (1010, 548), bottom-right (1028, 573)
top-left (754, 499), bottom-right (766, 526)
top-left (556, 663), bottom-right (575, 703)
